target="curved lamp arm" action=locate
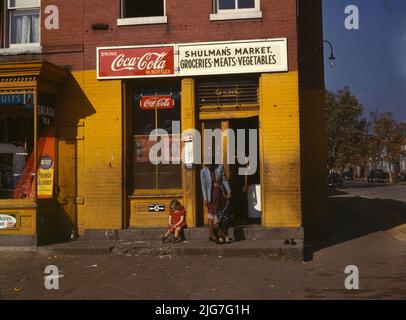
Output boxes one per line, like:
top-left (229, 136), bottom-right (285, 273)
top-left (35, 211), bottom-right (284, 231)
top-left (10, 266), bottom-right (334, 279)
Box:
top-left (299, 40), bottom-right (336, 68)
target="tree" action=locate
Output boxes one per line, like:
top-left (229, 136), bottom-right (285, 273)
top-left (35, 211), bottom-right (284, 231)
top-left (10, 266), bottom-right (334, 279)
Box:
top-left (326, 87), bottom-right (368, 172)
top-left (369, 112), bottom-right (406, 183)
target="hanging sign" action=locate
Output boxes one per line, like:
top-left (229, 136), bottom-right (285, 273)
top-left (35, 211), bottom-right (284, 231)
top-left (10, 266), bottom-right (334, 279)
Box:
top-left (97, 46), bottom-right (175, 79)
top-left (140, 95), bottom-right (175, 110)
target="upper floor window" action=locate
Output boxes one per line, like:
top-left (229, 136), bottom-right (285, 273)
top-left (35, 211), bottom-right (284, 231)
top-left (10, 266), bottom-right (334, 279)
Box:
top-left (2, 0), bottom-right (40, 48)
top-left (211, 0), bottom-right (262, 21)
top-left (117, 0), bottom-right (167, 26)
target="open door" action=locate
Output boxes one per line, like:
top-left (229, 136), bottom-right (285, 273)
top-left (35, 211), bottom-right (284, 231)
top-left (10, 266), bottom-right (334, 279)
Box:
top-left (200, 120), bottom-right (229, 225)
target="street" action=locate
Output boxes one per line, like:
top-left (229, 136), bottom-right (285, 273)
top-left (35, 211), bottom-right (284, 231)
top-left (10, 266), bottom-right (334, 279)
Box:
top-left (0, 181), bottom-right (405, 300)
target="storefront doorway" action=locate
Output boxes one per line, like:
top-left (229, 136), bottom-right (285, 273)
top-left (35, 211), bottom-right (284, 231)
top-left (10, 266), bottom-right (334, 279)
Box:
top-left (199, 116), bottom-right (261, 226)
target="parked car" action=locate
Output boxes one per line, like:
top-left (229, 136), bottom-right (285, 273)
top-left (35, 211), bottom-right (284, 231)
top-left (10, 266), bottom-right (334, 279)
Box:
top-left (342, 171), bottom-right (353, 181)
top-left (328, 172), bottom-right (344, 188)
top-left (367, 169), bottom-right (386, 183)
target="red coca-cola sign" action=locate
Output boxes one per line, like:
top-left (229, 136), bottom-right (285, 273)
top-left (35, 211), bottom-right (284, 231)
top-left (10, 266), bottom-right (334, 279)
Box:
top-left (98, 46), bottom-right (175, 79)
top-left (140, 96), bottom-right (175, 110)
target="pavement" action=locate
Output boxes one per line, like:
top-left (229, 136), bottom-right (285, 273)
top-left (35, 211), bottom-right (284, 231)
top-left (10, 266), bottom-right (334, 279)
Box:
top-left (0, 181), bottom-right (405, 300)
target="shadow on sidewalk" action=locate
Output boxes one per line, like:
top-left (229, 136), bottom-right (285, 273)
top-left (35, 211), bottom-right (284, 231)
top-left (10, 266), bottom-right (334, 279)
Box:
top-left (310, 191), bottom-right (406, 253)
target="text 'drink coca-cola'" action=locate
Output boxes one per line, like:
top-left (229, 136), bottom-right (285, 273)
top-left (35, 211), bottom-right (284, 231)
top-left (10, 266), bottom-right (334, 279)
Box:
top-left (98, 46), bottom-right (175, 78)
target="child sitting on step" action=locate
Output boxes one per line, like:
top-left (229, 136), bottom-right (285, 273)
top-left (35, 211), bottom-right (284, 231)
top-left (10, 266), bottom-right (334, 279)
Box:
top-left (161, 199), bottom-right (186, 243)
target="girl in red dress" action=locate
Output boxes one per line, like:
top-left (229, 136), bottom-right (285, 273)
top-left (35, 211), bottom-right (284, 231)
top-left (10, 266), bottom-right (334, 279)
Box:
top-left (161, 199), bottom-right (186, 243)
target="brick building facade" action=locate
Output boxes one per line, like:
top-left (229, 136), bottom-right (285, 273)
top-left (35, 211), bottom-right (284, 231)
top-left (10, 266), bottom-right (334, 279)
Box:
top-left (0, 0), bottom-right (328, 246)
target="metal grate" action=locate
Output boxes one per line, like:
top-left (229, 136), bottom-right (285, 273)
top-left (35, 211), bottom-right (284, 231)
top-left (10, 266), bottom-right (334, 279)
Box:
top-left (197, 78), bottom-right (259, 107)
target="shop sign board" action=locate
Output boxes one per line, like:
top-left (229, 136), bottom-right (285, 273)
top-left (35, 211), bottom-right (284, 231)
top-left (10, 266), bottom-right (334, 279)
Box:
top-left (0, 92), bottom-right (34, 108)
top-left (0, 214), bottom-right (18, 230)
top-left (97, 38), bottom-right (288, 79)
top-left (140, 95), bottom-right (175, 110)
top-left (97, 45), bottom-right (175, 79)
top-left (177, 38), bottom-right (288, 76)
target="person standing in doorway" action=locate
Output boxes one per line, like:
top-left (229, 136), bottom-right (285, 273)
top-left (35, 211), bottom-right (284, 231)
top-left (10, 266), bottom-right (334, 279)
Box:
top-left (200, 158), bottom-right (231, 244)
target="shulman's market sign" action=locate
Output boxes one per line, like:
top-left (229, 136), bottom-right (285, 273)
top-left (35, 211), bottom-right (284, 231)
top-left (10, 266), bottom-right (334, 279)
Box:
top-left (97, 38), bottom-right (288, 79)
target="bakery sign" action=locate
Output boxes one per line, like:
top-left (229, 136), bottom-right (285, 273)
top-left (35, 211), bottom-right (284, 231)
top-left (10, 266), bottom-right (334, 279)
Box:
top-left (97, 38), bottom-right (288, 79)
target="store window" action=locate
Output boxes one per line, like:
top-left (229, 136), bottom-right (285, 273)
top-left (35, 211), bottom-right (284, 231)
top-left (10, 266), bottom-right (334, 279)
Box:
top-left (131, 83), bottom-right (182, 191)
top-left (211, 0), bottom-right (262, 21)
top-left (0, 92), bottom-right (34, 199)
top-left (1, 0), bottom-right (40, 48)
top-left (0, 91), bottom-right (56, 200)
top-left (118, 0), bottom-right (167, 26)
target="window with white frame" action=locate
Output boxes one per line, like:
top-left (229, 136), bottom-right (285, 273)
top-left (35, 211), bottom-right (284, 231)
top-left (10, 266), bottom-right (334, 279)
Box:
top-left (1, 0), bottom-right (40, 48)
top-left (118, 0), bottom-right (167, 26)
top-left (211, 0), bottom-right (262, 21)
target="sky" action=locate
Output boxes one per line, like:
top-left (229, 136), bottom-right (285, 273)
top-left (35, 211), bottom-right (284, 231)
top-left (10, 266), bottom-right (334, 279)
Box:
top-left (323, 0), bottom-right (406, 121)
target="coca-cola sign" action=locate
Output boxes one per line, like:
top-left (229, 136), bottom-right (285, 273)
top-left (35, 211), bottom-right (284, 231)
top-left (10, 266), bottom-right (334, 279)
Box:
top-left (140, 96), bottom-right (175, 110)
top-left (98, 46), bottom-right (175, 79)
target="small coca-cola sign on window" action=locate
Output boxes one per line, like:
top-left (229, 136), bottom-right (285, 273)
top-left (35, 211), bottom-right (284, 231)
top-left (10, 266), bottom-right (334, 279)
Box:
top-left (140, 95), bottom-right (175, 110)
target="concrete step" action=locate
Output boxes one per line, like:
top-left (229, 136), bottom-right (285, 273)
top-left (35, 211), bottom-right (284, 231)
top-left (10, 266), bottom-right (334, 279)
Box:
top-left (82, 226), bottom-right (304, 242)
top-left (37, 239), bottom-right (305, 262)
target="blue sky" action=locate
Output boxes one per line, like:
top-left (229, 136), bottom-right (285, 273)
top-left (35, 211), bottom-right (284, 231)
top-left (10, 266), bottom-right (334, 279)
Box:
top-left (323, 0), bottom-right (406, 121)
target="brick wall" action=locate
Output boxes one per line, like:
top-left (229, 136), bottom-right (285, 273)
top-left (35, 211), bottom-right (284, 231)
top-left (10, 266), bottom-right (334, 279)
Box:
top-left (40, 0), bottom-right (298, 72)
top-left (260, 72), bottom-right (302, 228)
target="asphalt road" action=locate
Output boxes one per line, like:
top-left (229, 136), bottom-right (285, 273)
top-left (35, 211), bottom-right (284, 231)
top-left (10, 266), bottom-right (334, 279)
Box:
top-left (0, 181), bottom-right (405, 300)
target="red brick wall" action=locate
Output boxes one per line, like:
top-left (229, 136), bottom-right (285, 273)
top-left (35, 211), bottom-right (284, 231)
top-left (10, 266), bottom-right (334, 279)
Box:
top-left (40, 0), bottom-right (298, 71)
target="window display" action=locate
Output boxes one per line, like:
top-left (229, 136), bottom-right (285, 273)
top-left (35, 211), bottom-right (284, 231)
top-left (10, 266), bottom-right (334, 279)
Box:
top-left (132, 82), bottom-right (182, 190)
top-left (0, 92), bottom-right (34, 199)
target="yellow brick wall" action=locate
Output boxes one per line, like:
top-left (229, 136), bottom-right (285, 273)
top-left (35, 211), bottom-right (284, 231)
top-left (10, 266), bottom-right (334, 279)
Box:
top-left (259, 72), bottom-right (302, 228)
top-left (181, 78), bottom-right (197, 228)
top-left (57, 70), bottom-right (123, 233)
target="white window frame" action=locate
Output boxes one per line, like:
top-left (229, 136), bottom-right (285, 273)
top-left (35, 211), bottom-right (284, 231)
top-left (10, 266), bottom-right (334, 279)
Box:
top-left (117, 0), bottom-right (167, 26)
top-left (2, 0), bottom-right (41, 49)
top-left (210, 0), bottom-right (262, 21)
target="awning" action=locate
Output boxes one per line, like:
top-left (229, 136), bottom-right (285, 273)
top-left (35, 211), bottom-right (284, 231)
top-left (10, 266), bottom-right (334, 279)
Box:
top-left (0, 60), bottom-right (68, 95)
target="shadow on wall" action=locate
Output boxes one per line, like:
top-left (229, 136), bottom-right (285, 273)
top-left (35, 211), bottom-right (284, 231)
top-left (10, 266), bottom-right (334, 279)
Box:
top-left (39, 73), bottom-right (96, 245)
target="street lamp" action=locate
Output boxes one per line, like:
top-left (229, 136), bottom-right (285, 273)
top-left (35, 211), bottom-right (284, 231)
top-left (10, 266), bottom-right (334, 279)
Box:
top-left (324, 40), bottom-right (336, 68)
top-left (299, 39), bottom-right (336, 68)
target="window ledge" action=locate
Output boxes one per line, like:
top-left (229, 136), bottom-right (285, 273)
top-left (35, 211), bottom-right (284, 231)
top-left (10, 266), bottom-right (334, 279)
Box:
top-left (117, 16), bottom-right (168, 26)
top-left (0, 45), bottom-right (42, 56)
top-left (210, 11), bottom-right (263, 21)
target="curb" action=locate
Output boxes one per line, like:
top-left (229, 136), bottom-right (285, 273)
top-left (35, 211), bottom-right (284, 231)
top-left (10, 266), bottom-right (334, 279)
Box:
top-left (35, 241), bottom-right (305, 262)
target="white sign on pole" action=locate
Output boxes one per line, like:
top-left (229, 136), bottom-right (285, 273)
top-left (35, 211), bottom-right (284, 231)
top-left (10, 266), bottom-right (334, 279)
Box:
top-left (177, 38), bottom-right (288, 77)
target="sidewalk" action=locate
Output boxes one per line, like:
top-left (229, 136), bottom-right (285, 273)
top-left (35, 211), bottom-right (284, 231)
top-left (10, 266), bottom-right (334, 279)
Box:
top-left (34, 238), bottom-right (305, 262)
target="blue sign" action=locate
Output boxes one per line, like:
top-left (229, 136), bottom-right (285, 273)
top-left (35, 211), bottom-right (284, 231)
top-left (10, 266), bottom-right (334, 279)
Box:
top-left (0, 93), bottom-right (34, 109)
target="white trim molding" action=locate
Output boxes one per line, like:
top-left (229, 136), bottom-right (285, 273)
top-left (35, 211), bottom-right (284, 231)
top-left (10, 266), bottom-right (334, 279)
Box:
top-left (0, 44), bottom-right (42, 55)
top-left (210, 10), bottom-right (263, 21)
top-left (117, 16), bottom-right (167, 26)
